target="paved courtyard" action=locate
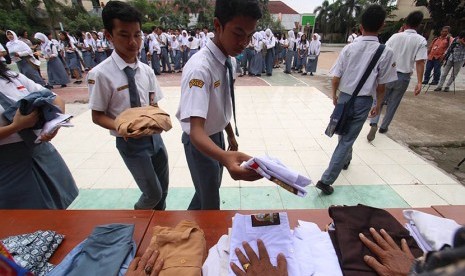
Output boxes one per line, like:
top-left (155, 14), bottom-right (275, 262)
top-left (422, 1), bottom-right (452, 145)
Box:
top-left (23, 47), bottom-right (465, 210)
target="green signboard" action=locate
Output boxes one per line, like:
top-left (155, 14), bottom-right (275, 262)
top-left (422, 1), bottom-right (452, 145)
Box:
top-left (302, 15), bottom-right (315, 26)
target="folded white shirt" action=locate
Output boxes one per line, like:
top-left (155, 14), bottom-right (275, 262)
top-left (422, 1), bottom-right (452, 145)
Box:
top-left (229, 212), bottom-right (300, 276)
top-left (35, 113), bottom-right (73, 143)
top-left (202, 234), bottom-right (230, 276)
top-left (294, 221), bottom-right (343, 276)
top-left (403, 209), bottom-right (461, 251)
top-left (241, 156), bottom-right (311, 197)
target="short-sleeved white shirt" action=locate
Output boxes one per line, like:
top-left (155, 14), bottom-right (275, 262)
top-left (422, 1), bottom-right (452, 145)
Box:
top-left (330, 36), bottom-right (398, 96)
top-left (386, 29), bottom-right (427, 74)
top-left (347, 33), bottom-right (357, 43)
top-left (176, 39), bottom-right (232, 135)
top-left (0, 72), bottom-right (45, 145)
top-left (88, 51), bottom-right (163, 137)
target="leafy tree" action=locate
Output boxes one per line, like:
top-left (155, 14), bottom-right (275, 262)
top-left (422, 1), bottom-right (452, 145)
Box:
top-left (416, 0), bottom-right (465, 34)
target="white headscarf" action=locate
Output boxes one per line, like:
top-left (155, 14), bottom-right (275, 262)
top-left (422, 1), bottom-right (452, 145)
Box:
top-left (181, 30), bottom-right (189, 45)
top-left (6, 30), bottom-right (33, 60)
top-left (34, 32), bottom-right (49, 52)
top-left (84, 32), bottom-right (95, 48)
top-left (309, 33), bottom-right (321, 55)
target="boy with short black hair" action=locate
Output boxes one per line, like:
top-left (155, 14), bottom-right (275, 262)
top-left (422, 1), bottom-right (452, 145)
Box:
top-left (316, 4), bottom-right (398, 195)
top-left (176, 0), bottom-right (262, 210)
top-left (88, 0), bottom-right (169, 210)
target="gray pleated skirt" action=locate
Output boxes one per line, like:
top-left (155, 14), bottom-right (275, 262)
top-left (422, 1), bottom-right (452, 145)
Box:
top-left (47, 57), bottom-right (70, 85)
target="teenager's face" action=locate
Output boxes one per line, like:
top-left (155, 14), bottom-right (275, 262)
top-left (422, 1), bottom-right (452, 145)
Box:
top-left (214, 15), bottom-right (257, 56)
top-left (441, 28), bottom-right (449, 37)
top-left (92, 33), bottom-right (98, 40)
top-left (106, 19), bottom-right (142, 63)
top-left (59, 33), bottom-right (66, 40)
top-left (6, 32), bottom-right (14, 41)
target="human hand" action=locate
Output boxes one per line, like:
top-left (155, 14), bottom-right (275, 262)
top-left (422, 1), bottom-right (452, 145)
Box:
top-left (39, 128), bottom-right (59, 142)
top-left (332, 95), bottom-right (338, 106)
top-left (359, 228), bottom-right (415, 276)
top-left (414, 83), bottom-right (422, 96)
top-left (125, 249), bottom-right (163, 276)
top-left (12, 109), bottom-right (39, 130)
top-left (227, 135), bottom-right (238, 151)
top-left (368, 105), bottom-right (380, 118)
top-left (223, 151), bottom-right (262, 181)
top-left (231, 239), bottom-right (288, 276)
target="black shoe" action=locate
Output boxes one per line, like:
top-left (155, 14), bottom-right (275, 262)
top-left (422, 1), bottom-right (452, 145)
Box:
top-left (255, 74), bottom-right (261, 77)
top-left (379, 127), bottom-right (388, 134)
top-left (73, 80), bottom-right (82, 84)
top-left (302, 73), bottom-right (307, 75)
top-left (60, 84), bottom-right (67, 88)
top-left (284, 71), bottom-right (291, 74)
top-left (343, 161), bottom-right (350, 170)
top-left (310, 72), bottom-right (313, 76)
top-left (429, 82), bottom-right (438, 85)
top-left (266, 73), bottom-right (272, 76)
top-left (316, 181), bottom-right (334, 195)
top-left (434, 87), bottom-right (442, 92)
top-left (44, 84), bottom-right (53, 89)
top-left (422, 80), bottom-right (428, 85)
top-left (443, 87), bottom-right (450, 92)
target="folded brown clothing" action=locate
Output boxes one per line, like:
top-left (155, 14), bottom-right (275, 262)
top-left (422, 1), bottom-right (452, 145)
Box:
top-left (149, 220), bottom-right (207, 276)
top-left (328, 204), bottom-right (423, 276)
top-left (114, 106), bottom-right (172, 137)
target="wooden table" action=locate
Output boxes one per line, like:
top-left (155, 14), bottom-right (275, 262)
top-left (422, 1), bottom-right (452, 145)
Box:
top-left (432, 205), bottom-right (465, 225)
top-left (0, 210), bottom-right (153, 264)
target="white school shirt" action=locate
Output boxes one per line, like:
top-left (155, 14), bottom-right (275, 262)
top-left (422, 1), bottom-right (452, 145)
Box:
top-left (347, 33), bottom-right (357, 43)
top-left (88, 51), bottom-right (163, 137)
top-left (386, 29), bottom-right (427, 74)
top-left (0, 44), bottom-right (6, 62)
top-left (176, 39), bottom-right (232, 135)
top-left (329, 36), bottom-right (398, 96)
top-left (0, 73), bottom-right (45, 145)
top-left (189, 36), bottom-right (200, 50)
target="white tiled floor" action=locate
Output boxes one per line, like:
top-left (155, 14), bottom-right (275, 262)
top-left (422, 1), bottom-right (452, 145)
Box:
top-left (52, 86), bottom-right (463, 207)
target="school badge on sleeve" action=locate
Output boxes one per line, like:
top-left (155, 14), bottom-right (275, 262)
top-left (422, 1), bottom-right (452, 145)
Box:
top-left (189, 79), bottom-right (205, 89)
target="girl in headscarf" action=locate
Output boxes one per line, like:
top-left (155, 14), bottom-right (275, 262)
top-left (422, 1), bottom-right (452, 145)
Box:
top-left (264, 28), bottom-right (276, 76)
top-left (170, 35), bottom-right (182, 73)
top-left (59, 31), bottom-right (82, 84)
top-left (199, 32), bottom-right (207, 49)
top-left (82, 32), bottom-right (96, 70)
top-left (294, 31), bottom-right (303, 70)
top-left (34, 32), bottom-right (69, 88)
top-left (92, 31), bottom-right (108, 64)
top-left (284, 30), bottom-right (296, 74)
top-left (180, 30), bottom-right (189, 67)
top-left (305, 33), bottom-right (321, 76)
top-left (297, 34), bottom-right (309, 74)
top-left (249, 32), bottom-right (264, 76)
top-left (5, 30), bottom-right (46, 86)
top-left (0, 61), bottom-right (78, 209)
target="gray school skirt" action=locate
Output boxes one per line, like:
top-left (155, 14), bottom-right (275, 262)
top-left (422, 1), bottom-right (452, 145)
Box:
top-left (0, 141), bottom-right (78, 209)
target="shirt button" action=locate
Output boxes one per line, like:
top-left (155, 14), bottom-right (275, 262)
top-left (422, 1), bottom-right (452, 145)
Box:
top-left (180, 258), bottom-right (186, 264)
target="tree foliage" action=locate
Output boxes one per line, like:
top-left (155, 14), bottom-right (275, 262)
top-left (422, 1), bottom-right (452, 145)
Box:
top-left (416, 0), bottom-right (465, 34)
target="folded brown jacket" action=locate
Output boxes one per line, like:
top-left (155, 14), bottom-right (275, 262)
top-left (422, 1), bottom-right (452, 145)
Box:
top-left (114, 106), bottom-right (172, 137)
top-left (149, 220), bottom-right (207, 276)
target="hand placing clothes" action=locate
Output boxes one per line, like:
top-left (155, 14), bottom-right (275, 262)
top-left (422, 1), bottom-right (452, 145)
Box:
top-left (125, 249), bottom-right (164, 276)
top-left (231, 239), bottom-right (288, 276)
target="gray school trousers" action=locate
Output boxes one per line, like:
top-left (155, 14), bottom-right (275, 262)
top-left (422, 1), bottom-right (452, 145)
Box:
top-left (182, 131), bottom-right (225, 210)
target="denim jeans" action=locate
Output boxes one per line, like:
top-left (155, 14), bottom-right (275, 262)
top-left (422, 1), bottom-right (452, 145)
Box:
top-left (423, 58), bottom-right (441, 83)
top-left (321, 92), bottom-right (373, 185)
top-left (370, 72), bottom-right (410, 130)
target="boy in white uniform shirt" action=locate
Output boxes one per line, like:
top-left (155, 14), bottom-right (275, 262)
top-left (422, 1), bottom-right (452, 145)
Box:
top-left (88, 1), bottom-right (169, 210)
top-left (316, 5), bottom-right (398, 195)
top-left (176, 0), bottom-right (262, 210)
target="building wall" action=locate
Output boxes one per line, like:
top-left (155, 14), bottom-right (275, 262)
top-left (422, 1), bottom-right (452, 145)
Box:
top-left (272, 14), bottom-right (301, 30)
top-left (390, 0), bottom-right (430, 20)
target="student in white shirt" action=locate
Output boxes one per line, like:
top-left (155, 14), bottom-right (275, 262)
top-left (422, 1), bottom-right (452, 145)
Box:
top-left (367, 10), bottom-right (427, 141)
top-left (180, 30), bottom-right (189, 67)
top-left (264, 28), bottom-right (276, 76)
top-left (88, 1), bottom-right (169, 210)
top-left (347, 27), bottom-right (358, 43)
top-left (176, 0), bottom-right (262, 210)
top-left (188, 30), bottom-right (200, 58)
top-left (316, 5), bottom-right (398, 195)
top-left (157, 27), bottom-right (171, 73)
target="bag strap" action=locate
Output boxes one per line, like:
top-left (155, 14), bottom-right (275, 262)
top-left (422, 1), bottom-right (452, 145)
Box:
top-left (350, 44), bottom-right (385, 100)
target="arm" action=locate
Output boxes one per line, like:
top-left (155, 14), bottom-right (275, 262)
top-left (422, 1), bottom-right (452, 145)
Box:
top-left (92, 110), bottom-right (116, 131)
top-left (414, 59), bottom-right (425, 96)
top-left (224, 122), bottom-right (238, 151)
top-left (0, 110), bottom-right (39, 140)
top-left (190, 117), bottom-right (260, 181)
top-left (331, 76), bottom-right (341, 106)
top-left (369, 84), bottom-right (385, 118)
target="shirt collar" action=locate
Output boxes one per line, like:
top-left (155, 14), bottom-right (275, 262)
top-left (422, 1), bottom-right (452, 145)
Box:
top-left (111, 50), bottom-right (140, 71)
top-left (358, 36), bottom-right (379, 42)
top-left (404, 29), bottom-right (418, 34)
top-left (206, 39), bottom-right (227, 65)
